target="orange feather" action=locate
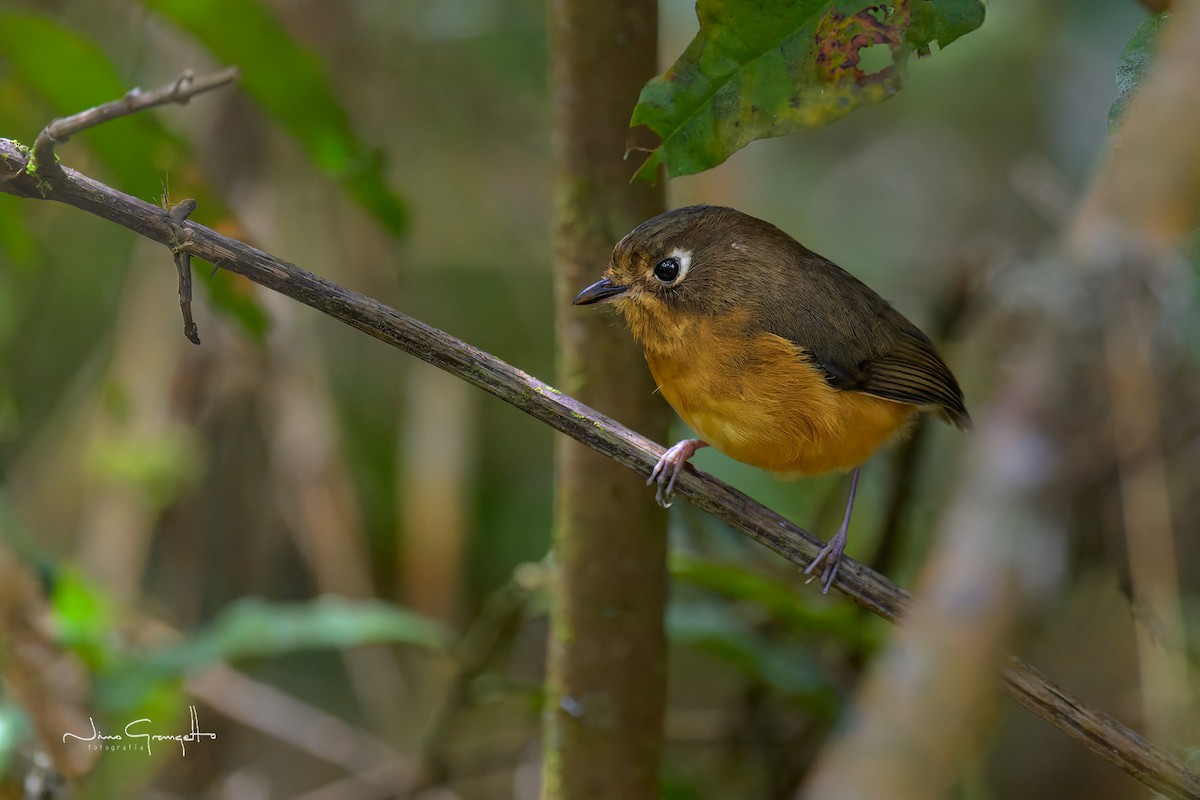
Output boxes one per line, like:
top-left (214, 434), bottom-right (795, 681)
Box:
top-left (637, 308), bottom-right (915, 476)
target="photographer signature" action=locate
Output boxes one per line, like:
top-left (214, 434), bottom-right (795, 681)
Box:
top-left (62, 705), bottom-right (216, 756)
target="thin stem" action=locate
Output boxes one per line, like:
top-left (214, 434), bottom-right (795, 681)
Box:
top-left (31, 67), bottom-right (241, 178)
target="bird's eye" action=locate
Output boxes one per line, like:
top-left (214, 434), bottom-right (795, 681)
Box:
top-left (653, 257), bottom-right (681, 283)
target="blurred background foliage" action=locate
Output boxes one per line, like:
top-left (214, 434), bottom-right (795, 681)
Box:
top-left (0, 0), bottom-right (1196, 798)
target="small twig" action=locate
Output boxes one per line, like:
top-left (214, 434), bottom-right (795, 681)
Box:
top-left (168, 198), bottom-right (201, 344)
top-left (30, 66), bottom-right (241, 179)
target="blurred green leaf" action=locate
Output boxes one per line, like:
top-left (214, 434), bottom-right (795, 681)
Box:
top-left (138, 0), bottom-right (407, 236)
top-left (668, 598), bottom-right (837, 712)
top-left (199, 264), bottom-right (272, 341)
top-left (672, 554), bottom-right (875, 649)
top-left (0, 12), bottom-right (178, 201)
top-left (50, 569), bottom-right (118, 671)
top-left (660, 773), bottom-right (708, 800)
top-left (1109, 11), bottom-right (1167, 133)
top-left (0, 79), bottom-right (40, 267)
top-left (630, 0), bottom-right (985, 180)
top-left (92, 674), bottom-right (187, 738)
top-left (0, 195), bottom-right (35, 267)
top-left (909, 0), bottom-right (986, 51)
top-left (0, 12), bottom-right (269, 338)
top-left (137, 596), bottom-right (449, 676)
top-left (95, 596), bottom-right (449, 713)
top-left (0, 387), bottom-right (19, 445)
top-left (84, 428), bottom-right (201, 510)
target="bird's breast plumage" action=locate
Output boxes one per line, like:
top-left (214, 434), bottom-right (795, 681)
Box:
top-left (636, 312), bottom-right (917, 476)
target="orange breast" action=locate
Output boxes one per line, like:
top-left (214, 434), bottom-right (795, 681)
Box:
top-left (643, 321), bottom-right (916, 476)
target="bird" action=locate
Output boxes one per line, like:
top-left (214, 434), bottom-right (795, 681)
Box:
top-left (573, 205), bottom-right (970, 593)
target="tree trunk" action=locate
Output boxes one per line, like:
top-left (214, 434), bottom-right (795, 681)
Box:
top-left (544, 1), bottom-right (669, 798)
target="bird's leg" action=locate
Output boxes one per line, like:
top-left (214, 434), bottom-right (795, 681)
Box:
top-left (648, 439), bottom-right (708, 508)
top-left (804, 466), bottom-right (860, 594)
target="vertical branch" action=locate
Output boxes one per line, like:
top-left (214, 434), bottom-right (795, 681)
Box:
top-left (1067, 0), bottom-right (1200, 748)
top-left (544, 1), bottom-right (669, 798)
top-left (1104, 283), bottom-right (1192, 742)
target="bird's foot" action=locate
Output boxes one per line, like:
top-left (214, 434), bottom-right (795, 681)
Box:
top-left (804, 467), bottom-right (860, 595)
top-left (804, 528), bottom-right (847, 595)
top-left (648, 439), bottom-right (707, 508)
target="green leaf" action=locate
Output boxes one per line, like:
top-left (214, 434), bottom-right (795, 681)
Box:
top-left (0, 194), bottom-right (35, 266)
top-left (672, 554), bottom-right (875, 648)
top-left (95, 596), bottom-right (450, 712)
top-left (0, 12), bottom-right (181, 201)
top-left (0, 12), bottom-right (269, 338)
top-left (1109, 11), bottom-right (1168, 133)
top-left (630, 0), bottom-right (985, 180)
top-left (668, 598), bottom-right (837, 710)
top-left (137, 596), bottom-right (449, 675)
top-left (137, 0), bottom-right (407, 236)
top-left (84, 428), bottom-right (201, 510)
top-left (50, 569), bottom-right (119, 671)
top-left (909, 0), bottom-right (986, 51)
top-left (0, 81), bottom-right (40, 267)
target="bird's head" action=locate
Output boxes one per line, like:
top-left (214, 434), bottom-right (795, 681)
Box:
top-left (573, 205), bottom-right (789, 345)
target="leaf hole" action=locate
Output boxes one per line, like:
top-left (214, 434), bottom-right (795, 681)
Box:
top-left (858, 43), bottom-right (893, 76)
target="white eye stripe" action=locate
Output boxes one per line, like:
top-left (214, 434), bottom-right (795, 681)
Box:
top-left (668, 247), bottom-right (691, 282)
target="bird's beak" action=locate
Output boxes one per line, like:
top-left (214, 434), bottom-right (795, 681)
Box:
top-left (572, 277), bottom-right (628, 305)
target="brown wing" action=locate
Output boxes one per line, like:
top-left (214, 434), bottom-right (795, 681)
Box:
top-left (753, 239), bottom-right (971, 429)
top-left (849, 334), bottom-right (972, 428)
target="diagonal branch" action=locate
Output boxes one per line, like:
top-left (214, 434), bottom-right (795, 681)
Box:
top-left (1, 71), bottom-right (1198, 800)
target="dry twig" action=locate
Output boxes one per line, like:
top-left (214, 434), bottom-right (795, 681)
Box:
top-left (30, 66), bottom-right (240, 181)
top-left (168, 197), bottom-right (202, 344)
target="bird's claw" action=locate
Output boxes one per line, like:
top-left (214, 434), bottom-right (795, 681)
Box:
top-left (647, 449), bottom-right (682, 508)
top-left (648, 439), bottom-right (704, 508)
top-left (804, 530), bottom-right (847, 595)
